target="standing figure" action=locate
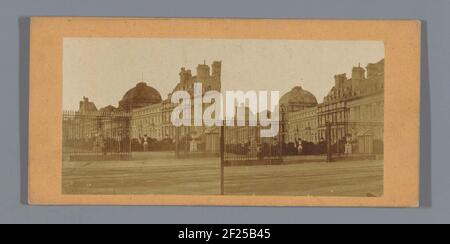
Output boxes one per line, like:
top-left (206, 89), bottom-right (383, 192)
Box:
top-left (257, 143), bottom-right (263, 160)
top-left (93, 134), bottom-right (101, 153)
top-left (344, 135), bottom-right (353, 155)
top-left (190, 138), bottom-right (198, 152)
top-left (345, 142), bottom-right (352, 155)
top-left (297, 138), bottom-right (303, 155)
top-left (100, 135), bottom-right (107, 155)
top-left (143, 134), bottom-right (149, 152)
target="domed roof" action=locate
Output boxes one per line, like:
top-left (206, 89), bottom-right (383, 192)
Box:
top-left (99, 105), bottom-right (118, 113)
top-left (280, 86), bottom-right (318, 111)
top-left (119, 82), bottom-right (162, 111)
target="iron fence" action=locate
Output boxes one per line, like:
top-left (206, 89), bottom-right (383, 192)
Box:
top-left (62, 111), bottom-right (132, 161)
top-left (222, 124), bottom-right (283, 166)
top-left (174, 126), bottom-right (221, 158)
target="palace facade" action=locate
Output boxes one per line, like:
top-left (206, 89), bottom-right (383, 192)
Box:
top-left (284, 59), bottom-right (385, 154)
top-left (128, 61), bottom-right (222, 151)
top-left (64, 59), bottom-right (384, 155)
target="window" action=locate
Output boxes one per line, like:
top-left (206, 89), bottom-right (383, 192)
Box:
top-left (366, 105), bottom-right (372, 120)
top-left (355, 106), bottom-right (360, 120)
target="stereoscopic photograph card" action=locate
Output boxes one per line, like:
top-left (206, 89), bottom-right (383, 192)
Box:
top-left (28, 18), bottom-right (421, 207)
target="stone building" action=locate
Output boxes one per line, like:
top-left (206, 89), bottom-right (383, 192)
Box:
top-left (64, 59), bottom-right (384, 156)
top-left (131, 102), bottom-right (163, 139)
top-left (119, 82), bottom-right (162, 112)
top-left (172, 61), bottom-right (222, 95)
top-left (347, 60), bottom-right (384, 154)
top-left (128, 61), bottom-right (222, 153)
top-left (280, 86), bottom-right (319, 144)
top-left (280, 86), bottom-right (318, 112)
top-left (63, 97), bottom-right (131, 152)
top-left (79, 97), bottom-right (98, 113)
top-left (129, 97), bottom-right (178, 141)
top-left (286, 106), bottom-right (319, 143)
top-left (317, 59), bottom-right (384, 153)
top-left (280, 59), bottom-right (384, 155)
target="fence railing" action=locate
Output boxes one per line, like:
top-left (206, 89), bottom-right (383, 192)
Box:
top-left (222, 125), bottom-right (283, 166)
top-left (62, 110), bottom-right (132, 161)
top-left (62, 111), bottom-right (381, 162)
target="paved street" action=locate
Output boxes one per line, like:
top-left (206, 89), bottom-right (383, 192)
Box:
top-left (62, 152), bottom-right (383, 197)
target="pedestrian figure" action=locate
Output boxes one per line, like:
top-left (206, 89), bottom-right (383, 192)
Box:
top-left (296, 138), bottom-right (303, 155)
top-left (93, 134), bottom-right (101, 153)
top-left (143, 134), bottom-right (149, 152)
top-left (345, 135), bottom-right (353, 155)
top-left (297, 141), bottom-right (303, 155)
top-left (256, 143), bottom-right (263, 160)
top-left (345, 142), bottom-right (352, 155)
top-left (100, 135), bottom-right (107, 155)
top-left (190, 138), bottom-right (198, 152)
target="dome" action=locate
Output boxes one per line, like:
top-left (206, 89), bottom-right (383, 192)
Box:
top-left (99, 105), bottom-right (118, 113)
top-left (280, 86), bottom-right (318, 112)
top-left (119, 82), bottom-right (162, 111)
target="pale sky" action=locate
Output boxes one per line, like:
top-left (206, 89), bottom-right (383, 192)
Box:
top-left (63, 38), bottom-right (384, 111)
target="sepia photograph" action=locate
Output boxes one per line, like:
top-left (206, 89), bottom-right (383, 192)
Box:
top-left (62, 38), bottom-right (385, 197)
top-left (0, 0), bottom-right (442, 225)
top-left (28, 17), bottom-right (421, 208)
